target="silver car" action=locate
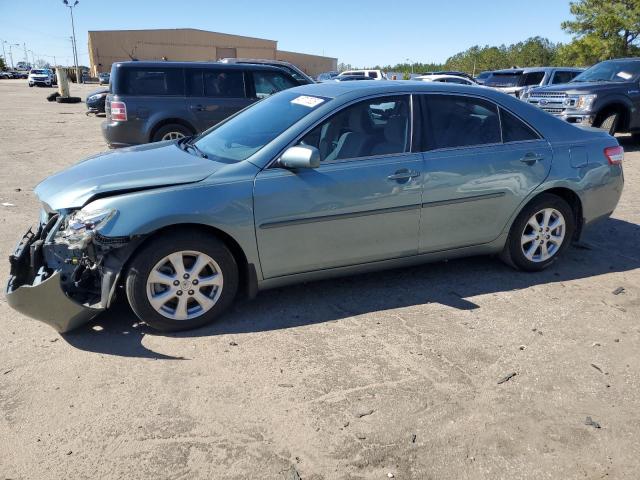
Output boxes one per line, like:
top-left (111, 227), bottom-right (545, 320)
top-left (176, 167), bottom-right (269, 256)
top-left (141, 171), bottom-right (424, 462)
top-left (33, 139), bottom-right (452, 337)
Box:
top-left (6, 81), bottom-right (624, 333)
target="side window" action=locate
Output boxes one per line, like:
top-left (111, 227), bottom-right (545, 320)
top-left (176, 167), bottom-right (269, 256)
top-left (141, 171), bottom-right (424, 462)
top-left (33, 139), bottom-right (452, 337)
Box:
top-left (203, 70), bottom-right (245, 97)
top-left (122, 67), bottom-right (184, 96)
top-left (186, 70), bottom-right (203, 96)
top-left (423, 95), bottom-right (501, 149)
top-left (500, 108), bottom-right (540, 143)
top-left (522, 71), bottom-right (545, 86)
top-left (299, 95), bottom-right (411, 162)
top-left (253, 71), bottom-right (298, 98)
top-left (552, 71), bottom-right (579, 84)
top-left (368, 71), bottom-right (378, 79)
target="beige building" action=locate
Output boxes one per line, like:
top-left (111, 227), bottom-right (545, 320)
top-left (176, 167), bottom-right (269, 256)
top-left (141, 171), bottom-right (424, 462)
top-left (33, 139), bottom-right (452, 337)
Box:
top-left (87, 28), bottom-right (337, 77)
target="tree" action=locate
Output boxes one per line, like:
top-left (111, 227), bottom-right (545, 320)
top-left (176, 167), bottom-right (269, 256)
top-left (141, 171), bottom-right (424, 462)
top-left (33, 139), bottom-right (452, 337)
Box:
top-left (0, 56), bottom-right (6, 71)
top-left (562, 0), bottom-right (640, 60)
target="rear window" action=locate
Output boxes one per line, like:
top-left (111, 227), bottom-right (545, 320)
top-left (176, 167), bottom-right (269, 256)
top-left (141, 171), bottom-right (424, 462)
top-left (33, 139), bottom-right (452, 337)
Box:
top-left (117, 67), bottom-right (185, 96)
top-left (484, 72), bottom-right (522, 87)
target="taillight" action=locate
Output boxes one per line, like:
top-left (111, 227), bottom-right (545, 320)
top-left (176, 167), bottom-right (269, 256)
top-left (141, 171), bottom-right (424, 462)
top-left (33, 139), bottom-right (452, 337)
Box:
top-left (110, 101), bottom-right (127, 121)
top-left (604, 146), bottom-right (624, 165)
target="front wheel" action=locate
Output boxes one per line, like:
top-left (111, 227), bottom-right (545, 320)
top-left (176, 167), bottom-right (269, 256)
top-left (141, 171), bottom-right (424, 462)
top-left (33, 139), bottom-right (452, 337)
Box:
top-left (503, 194), bottom-right (575, 271)
top-left (126, 231), bottom-right (239, 332)
top-left (599, 113), bottom-right (619, 136)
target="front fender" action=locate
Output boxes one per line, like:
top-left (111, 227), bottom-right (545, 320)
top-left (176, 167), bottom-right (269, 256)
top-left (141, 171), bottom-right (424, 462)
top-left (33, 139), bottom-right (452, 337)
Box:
top-left (85, 165), bottom-right (262, 279)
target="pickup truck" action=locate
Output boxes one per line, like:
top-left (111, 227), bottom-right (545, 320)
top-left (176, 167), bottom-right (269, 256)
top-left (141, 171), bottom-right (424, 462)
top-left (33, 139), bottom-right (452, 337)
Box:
top-left (523, 58), bottom-right (640, 137)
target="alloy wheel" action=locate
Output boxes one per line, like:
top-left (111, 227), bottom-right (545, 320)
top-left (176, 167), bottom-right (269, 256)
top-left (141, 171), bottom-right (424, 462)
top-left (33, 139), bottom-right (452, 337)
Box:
top-left (520, 208), bottom-right (566, 263)
top-left (161, 131), bottom-right (186, 141)
top-left (146, 250), bottom-right (223, 320)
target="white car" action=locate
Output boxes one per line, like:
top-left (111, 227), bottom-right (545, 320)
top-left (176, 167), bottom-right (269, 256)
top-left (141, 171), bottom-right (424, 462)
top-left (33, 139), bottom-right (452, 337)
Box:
top-left (28, 69), bottom-right (56, 87)
top-left (415, 74), bottom-right (479, 86)
top-left (337, 69), bottom-right (387, 80)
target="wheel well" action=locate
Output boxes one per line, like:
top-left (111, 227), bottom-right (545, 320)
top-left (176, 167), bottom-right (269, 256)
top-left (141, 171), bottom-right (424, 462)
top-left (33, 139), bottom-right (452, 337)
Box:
top-left (122, 223), bottom-right (254, 298)
top-left (536, 188), bottom-right (584, 239)
top-left (149, 118), bottom-right (196, 142)
top-left (594, 103), bottom-right (630, 132)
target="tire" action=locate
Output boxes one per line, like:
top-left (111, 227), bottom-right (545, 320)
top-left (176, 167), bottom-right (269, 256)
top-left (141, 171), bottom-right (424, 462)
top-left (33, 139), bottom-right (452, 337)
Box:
top-left (55, 96), bottom-right (82, 104)
top-left (125, 230), bottom-right (239, 332)
top-left (152, 124), bottom-right (192, 142)
top-left (28, 83), bottom-right (33, 88)
top-left (599, 112), bottom-right (619, 136)
top-left (46, 92), bottom-right (60, 102)
top-left (502, 193), bottom-right (575, 272)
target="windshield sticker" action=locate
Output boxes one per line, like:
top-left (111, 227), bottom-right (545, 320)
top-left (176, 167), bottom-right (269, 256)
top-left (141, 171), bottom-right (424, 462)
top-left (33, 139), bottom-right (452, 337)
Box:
top-left (617, 71), bottom-right (632, 80)
top-left (291, 96), bottom-right (325, 108)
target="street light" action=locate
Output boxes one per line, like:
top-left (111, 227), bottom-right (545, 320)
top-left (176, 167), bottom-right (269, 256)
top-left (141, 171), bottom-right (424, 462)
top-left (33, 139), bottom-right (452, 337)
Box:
top-left (62, 0), bottom-right (81, 83)
top-left (405, 58), bottom-right (414, 75)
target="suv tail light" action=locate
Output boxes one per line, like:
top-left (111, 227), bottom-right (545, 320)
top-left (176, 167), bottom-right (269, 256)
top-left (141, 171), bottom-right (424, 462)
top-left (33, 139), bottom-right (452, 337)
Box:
top-left (604, 146), bottom-right (624, 165)
top-left (110, 101), bottom-right (127, 121)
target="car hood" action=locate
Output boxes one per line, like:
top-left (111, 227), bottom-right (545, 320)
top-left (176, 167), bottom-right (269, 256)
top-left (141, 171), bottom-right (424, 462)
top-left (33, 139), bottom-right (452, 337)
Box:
top-left (36, 141), bottom-right (223, 210)
top-left (531, 81), bottom-right (633, 94)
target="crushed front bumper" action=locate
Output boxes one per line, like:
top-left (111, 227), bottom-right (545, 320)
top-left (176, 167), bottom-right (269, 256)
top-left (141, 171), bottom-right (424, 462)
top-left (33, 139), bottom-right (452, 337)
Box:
top-left (6, 220), bottom-right (131, 333)
top-left (6, 271), bottom-right (103, 333)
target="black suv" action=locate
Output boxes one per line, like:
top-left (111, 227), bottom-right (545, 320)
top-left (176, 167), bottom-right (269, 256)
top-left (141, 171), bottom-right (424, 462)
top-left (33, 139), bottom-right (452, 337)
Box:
top-left (102, 61), bottom-right (303, 148)
top-left (524, 58), bottom-right (640, 137)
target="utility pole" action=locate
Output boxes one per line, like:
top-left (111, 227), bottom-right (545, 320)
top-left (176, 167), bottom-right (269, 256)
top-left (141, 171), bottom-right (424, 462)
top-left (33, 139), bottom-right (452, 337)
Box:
top-left (23, 42), bottom-right (28, 67)
top-left (62, 0), bottom-right (81, 83)
top-left (7, 43), bottom-right (18, 69)
top-left (1, 40), bottom-right (6, 69)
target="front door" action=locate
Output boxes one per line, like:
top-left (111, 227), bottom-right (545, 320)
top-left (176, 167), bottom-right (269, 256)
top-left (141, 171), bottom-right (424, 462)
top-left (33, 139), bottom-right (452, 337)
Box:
top-left (417, 94), bottom-right (552, 253)
top-left (253, 95), bottom-right (424, 279)
top-left (185, 69), bottom-right (253, 131)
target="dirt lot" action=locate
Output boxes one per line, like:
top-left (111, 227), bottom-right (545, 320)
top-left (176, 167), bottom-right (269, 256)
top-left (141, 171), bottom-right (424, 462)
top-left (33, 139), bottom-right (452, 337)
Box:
top-left (0, 79), bottom-right (639, 479)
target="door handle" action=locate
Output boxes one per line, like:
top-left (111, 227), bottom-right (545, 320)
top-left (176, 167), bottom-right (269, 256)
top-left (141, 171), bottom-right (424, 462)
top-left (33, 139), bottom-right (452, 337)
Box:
top-left (387, 169), bottom-right (420, 181)
top-left (520, 153), bottom-right (544, 165)
top-left (191, 104), bottom-right (205, 112)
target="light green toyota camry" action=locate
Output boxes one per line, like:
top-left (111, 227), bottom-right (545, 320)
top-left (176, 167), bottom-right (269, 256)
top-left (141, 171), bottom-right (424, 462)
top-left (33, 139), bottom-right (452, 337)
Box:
top-left (6, 81), bottom-right (624, 333)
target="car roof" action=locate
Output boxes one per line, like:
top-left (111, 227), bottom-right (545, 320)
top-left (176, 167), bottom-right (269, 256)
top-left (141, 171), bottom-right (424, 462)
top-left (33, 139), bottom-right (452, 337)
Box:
top-left (416, 74), bottom-right (473, 81)
top-left (285, 79), bottom-right (516, 100)
top-left (491, 66), bottom-right (583, 74)
top-left (112, 61), bottom-right (286, 72)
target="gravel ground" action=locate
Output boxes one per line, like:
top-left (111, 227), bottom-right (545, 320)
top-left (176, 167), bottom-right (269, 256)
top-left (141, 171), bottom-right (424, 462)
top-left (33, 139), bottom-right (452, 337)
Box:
top-left (1, 79), bottom-right (639, 480)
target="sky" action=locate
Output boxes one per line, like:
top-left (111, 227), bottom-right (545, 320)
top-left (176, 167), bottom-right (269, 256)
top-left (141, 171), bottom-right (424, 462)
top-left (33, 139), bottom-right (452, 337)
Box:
top-left (0, 0), bottom-right (575, 68)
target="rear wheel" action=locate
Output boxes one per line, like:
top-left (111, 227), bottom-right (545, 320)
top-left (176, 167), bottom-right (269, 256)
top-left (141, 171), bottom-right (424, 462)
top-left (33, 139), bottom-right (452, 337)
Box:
top-left (152, 124), bottom-right (192, 142)
top-left (126, 231), bottom-right (239, 332)
top-left (503, 194), bottom-right (575, 271)
top-left (599, 112), bottom-right (619, 136)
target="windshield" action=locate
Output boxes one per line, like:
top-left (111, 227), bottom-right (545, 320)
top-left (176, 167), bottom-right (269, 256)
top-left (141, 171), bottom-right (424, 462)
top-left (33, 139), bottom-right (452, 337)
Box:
top-left (193, 91), bottom-right (330, 162)
top-left (572, 60), bottom-right (640, 83)
top-left (31, 70), bottom-right (47, 74)
top-left (484, 72), bottom-right (522, 87)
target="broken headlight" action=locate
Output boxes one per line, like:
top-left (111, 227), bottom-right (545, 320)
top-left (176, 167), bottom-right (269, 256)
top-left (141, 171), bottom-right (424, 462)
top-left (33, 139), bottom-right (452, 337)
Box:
top-left (56, 208), bottom-right (118, 249)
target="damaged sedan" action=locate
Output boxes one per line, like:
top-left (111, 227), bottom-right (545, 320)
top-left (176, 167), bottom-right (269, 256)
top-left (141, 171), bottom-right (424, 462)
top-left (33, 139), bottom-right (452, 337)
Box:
top-left (6, 81), bottom-right (624, 333)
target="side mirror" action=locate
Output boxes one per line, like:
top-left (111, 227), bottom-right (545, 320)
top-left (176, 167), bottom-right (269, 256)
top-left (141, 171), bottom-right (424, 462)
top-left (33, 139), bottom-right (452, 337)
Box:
top-left (278, 145), bottom-right (320, 169)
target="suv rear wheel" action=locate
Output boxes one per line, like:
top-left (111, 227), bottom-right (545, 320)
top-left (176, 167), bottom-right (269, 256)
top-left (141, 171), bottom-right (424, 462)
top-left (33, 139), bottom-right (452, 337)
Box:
top-left (152, 124), bottom-right (192, 142)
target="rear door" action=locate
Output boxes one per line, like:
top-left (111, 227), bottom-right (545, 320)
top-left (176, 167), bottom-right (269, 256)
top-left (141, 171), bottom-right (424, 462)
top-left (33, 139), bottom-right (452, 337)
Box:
top-left (417, 94), bottom-right (552, 253)
top-left (185, 69), bottom-right (253, 131)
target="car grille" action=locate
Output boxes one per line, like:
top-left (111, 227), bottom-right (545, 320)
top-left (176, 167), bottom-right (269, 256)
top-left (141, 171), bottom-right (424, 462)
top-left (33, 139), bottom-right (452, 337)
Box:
top-left (527, 91), bottom-right (569, 115)
top-left (530, 92), bottom-right (566, 99)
